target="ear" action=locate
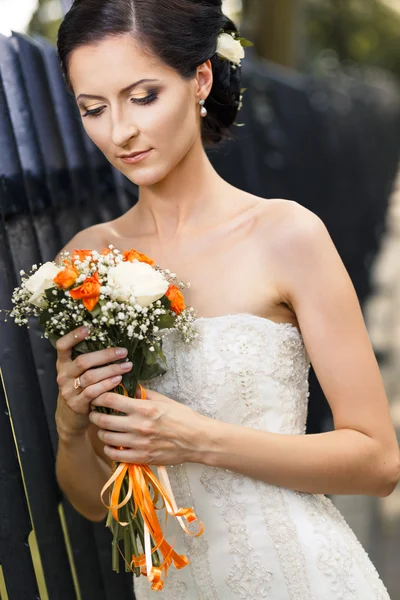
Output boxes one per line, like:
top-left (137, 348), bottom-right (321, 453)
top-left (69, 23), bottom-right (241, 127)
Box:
top-left (194, 59), bottom-right (213, 101)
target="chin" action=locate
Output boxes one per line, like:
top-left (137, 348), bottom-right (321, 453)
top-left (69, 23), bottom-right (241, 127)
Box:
top-left (124, 169), bottom-right (167, 186)
top-left (118, 161), bottom-right (173, 187)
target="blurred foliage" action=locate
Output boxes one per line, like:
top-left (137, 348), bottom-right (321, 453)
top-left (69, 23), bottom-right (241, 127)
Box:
top-left (27, 0), bottom-right (62, 45)
top-left (26, 0), bottom-right (400, 83)
top-left (305, 0), bottom-right (400, 79)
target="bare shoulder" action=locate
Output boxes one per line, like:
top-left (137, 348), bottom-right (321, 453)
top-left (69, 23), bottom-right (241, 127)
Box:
top-left (259, 199), bottom-right (348, 310)
top-left (251, 197), bottom-right (329, 255)
top-left (253, 197), bottom-right (323, 233)
top-left (54, 222), bottom-right (111, 262)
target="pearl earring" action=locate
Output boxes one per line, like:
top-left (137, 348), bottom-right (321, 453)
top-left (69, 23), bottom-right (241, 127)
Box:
top-left (199, 99), bottom-right (207, 117)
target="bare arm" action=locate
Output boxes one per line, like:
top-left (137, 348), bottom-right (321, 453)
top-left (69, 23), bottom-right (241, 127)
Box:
top-left (200, 203), bottom-right (400, 497)
top-left (56, 417), bottom-right (112, 522)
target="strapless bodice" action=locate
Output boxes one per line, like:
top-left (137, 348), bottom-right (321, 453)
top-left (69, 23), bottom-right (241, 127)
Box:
top-left (143, 313), bottom-right (311, 435)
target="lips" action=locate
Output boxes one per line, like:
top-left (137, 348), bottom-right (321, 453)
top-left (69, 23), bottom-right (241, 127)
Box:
top-left (119, 149), bottom-right (152, 164)
top-left (120, 150), bottom-right (150, 158)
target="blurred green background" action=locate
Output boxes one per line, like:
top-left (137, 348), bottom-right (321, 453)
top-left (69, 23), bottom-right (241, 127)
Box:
top-left (24, 0), bottom-right (400, 82)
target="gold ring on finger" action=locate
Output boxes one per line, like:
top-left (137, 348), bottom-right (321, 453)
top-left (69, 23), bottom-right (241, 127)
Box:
top-left (74, 376), bottom-right (85, 393)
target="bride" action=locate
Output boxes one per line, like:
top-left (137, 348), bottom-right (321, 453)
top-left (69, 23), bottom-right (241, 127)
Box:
top-left (54, 0), bottom-right (399, 598)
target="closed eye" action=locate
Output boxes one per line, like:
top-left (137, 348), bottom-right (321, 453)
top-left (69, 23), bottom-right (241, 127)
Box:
top-left (82, 90), bottom-right (159, 119)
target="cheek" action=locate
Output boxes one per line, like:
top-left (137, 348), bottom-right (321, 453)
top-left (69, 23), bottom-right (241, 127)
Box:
top-left (142, 94), bottom-right (197, 147)
top-left (151, 96), bottom-right (199, 161)
top-left (81, 119), bottom-right (109, 152)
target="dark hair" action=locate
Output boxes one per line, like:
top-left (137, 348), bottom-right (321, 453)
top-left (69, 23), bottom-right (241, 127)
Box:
top-left (57, 0), bottom-right (243, 146)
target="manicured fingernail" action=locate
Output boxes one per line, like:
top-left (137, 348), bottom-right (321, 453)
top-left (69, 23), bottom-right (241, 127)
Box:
top-left (81, 326), bottom-right (90, 335)
top-left (115, 348), bottom-right (128, 357)
top-left (111, 375), bottom-right (122, 384)
top-left (120, 361), bottom-right (132, 371)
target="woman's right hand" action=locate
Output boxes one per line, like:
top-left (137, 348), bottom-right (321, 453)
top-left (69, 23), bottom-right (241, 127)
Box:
top-left (55, 325), bottom-right (133, 439)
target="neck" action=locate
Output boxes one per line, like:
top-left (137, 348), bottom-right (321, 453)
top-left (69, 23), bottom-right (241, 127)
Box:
top-left (132, 136), bottom-right (233, 243)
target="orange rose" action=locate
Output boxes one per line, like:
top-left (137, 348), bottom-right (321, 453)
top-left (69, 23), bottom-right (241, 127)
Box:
top-left (165, 284), bottom-right (185, 315)
top-left (100, 247), bottom-right (112, 256)
top-left (53, 264), bottom-right (79, 290)
top-left (71, 249), bottom-right (94, 262)
top-left (123, 248), bottom-right (155, 267)
top-left (69, 272), bottom-right (101, 311)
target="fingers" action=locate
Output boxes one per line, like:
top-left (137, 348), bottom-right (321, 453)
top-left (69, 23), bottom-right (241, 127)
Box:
top-left (82, 376), bottom-right (126, 404)
top-left (97, 429), bottom-right (133, 448)
top-left (71, 347), bottom-right (129, 378)
top-left (63, 375), bottom-right (126, 416)
top-left (90, 391), bottom-right (155, 419)
top-left (89, 410), bottom-right (131, 432)
top-left (79, 360), bottom-right (133, 389)
top-left (97, 432), bottom-right (152, 463)
top-left (56, 326), bottom-right (90, 363)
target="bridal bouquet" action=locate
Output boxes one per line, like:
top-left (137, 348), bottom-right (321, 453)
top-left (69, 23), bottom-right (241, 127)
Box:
top-left (4, 245), bottom-right (204, 591)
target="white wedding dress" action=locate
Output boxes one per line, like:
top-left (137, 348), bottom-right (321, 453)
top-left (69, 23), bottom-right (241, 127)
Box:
top-left (133, 313), bottom-right (391, 599)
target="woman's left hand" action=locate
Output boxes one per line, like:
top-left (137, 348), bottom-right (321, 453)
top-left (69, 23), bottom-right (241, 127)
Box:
top-left (88, 388), bottom-right (208, 465)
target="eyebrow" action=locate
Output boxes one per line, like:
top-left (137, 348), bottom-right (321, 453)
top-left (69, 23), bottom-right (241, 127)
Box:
top-left (76, 79), bottom-right (161, 103)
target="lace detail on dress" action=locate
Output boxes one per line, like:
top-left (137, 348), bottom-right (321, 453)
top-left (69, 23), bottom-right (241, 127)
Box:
top-left (144, 315), bottom-right (310, 435)
top-left (163, 580), bottom-right (187, 600)
top-left (200, 467), bottom-right (273, 598)
top-left (255, 483), bottom-right (314, 600)
top-left (170, 465), bottom-right (220, 600)
top-left (297, 492), bottom-right (359, 599)
top-left (315, 495), bottom-right (391, 599)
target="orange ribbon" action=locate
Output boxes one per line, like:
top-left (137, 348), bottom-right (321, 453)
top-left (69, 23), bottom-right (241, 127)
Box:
top-left (100, 384), bottom-right (204, 591)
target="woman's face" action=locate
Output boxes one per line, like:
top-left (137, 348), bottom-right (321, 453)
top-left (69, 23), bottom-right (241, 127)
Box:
top-left (68, 34), bottom-right (209, 186)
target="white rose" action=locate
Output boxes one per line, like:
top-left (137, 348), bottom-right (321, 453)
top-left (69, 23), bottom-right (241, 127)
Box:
top-left (25, 262), bottom-right (62, 307)
top-left (107, 261), bottom-right (169, 307)
top-left (216, 33), bottom-right (245, 65)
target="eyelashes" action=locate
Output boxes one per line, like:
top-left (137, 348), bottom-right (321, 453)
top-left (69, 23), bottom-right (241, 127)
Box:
top-left (82, 90), bottom-right (158, 119)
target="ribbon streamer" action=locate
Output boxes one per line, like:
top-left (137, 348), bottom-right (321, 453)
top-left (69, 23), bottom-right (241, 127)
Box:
top-left (101, 384), bottom-right (204, 591)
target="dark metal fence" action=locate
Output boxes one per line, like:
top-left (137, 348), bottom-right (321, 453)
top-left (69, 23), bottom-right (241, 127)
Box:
top-left (0, 31), bottom-right (399, 600)
top-left (0, 31), bottom-right (136, 600)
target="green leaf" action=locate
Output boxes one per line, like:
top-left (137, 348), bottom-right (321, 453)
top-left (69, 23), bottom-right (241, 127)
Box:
top-left (153, 342), bottom-right (168, 366)
top-left (73, 340), bottom-right (91, 354)
top-left (238, 38), bottom-right (254, 47)
top-left (44, 287), bottom-right (58, 302)
top-left (121, 374), bottom-right (139, 398)
top-left (89, 303), bottom-right (102, 317)
top-left (47, 331), bottom-right (60, 349)
top-left (39, 310), bottom-right (51, 326)
top-left (130, 346), bottom-right (145, 385)
top-left (159, 295), bottom-right (172, 310)
top-left (156, 312), bottom-right (175, 330)
top-left (140, 362), bottom-right (166, 381)
top-left (142, 344), bottom-right (158, 365)
top-left (133, 340), bottom-right (169, 383)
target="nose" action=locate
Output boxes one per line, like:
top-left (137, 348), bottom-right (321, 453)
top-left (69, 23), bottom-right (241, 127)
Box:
top-left (110, 108), bottom-right (139, 148)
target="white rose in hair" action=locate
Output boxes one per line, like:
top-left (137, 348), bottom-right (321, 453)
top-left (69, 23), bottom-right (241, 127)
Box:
top-left (107, 261), bottom-right (169, 307)
top-left (216, 32), bottom-right (245, 65)
top-left (25, 262), bottom-right (62, 307)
